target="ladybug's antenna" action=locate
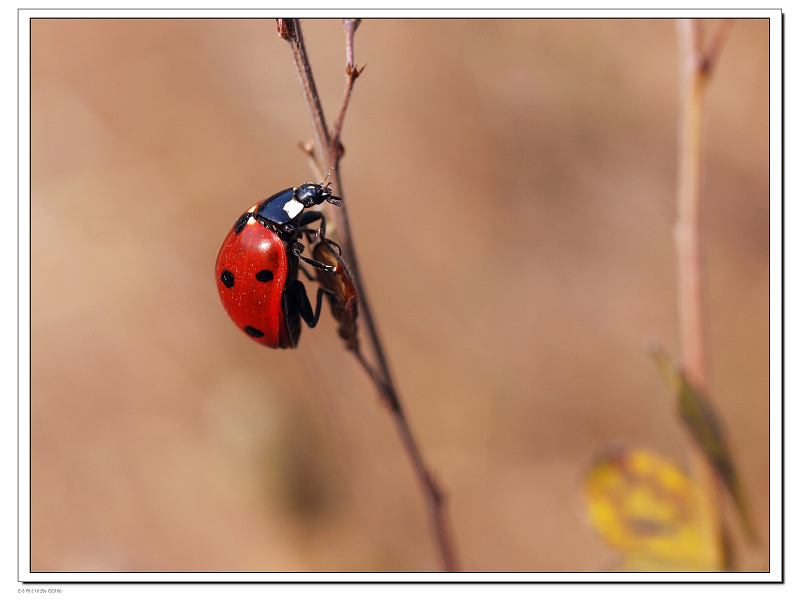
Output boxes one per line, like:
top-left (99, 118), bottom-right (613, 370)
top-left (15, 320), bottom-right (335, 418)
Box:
top-left (321, 166), bottom-right (335, 188)
top-left (320, 166), bottom-right (340, 205)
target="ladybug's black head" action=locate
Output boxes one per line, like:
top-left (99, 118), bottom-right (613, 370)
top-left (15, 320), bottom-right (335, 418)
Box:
top-left (295, 182), bottom-right (342, 208)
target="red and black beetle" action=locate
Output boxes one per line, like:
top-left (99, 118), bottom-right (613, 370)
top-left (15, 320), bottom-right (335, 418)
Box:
top-left (215, 182), bottom-right (340, 348)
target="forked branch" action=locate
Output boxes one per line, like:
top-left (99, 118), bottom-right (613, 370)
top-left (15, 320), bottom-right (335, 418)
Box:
top-left (277, 18), bottom-right (458, 572)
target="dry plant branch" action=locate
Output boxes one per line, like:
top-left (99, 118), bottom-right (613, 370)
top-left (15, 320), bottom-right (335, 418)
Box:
top-left (277, 18), bottom-right (458, 572)
top-left (675, 18), bottom-right (735, 570)
top-left (330, 18), bottom-right (365, 155)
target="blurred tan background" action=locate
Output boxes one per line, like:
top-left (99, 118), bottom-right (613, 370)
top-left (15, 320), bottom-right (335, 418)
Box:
top-left (30, 18), bottom-right (770, 573)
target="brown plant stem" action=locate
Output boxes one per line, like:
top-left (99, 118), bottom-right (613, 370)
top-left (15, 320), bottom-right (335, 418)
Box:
top-left (330, 19), bottom-right (365, 154)
top-left (675, 18), bottom-right (734, 570)
top-left (277, 18), bottom-right (458, 572)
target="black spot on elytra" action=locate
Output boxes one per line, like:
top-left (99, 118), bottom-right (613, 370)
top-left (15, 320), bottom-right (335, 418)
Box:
top-left (220, 270), bottom-right (235, 289)
top-left (255, 269), bottom-right (274, 282)
top-left (244, 326), bottom-right (264, 338)
top-left (233, 213), bottom-right (250, 235)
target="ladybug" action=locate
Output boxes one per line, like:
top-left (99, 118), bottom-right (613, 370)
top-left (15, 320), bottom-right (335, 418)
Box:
top-left (216, 182), bottom-right (341, 348)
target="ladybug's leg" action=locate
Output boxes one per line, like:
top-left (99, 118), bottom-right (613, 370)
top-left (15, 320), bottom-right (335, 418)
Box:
top-left (297, 210), bottom-right (330, 244)
top-left (298, 210), bottom-right (325, 233)
top-left (294, 280), bottom-right (329, 328)
top-left (297, 252), bottom-right (336, 273)
top-left (297, 212), bottom-right (342, 257)
top-left (291, 240), bottom-right (336, 273)
top-left (281, 280), bottom-right (330, 347)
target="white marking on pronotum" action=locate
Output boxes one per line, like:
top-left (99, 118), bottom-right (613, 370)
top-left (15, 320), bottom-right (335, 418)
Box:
top-left (283, 198), bottom-right (304, 219)
top-left (246, 204), bottom-right (258, 225)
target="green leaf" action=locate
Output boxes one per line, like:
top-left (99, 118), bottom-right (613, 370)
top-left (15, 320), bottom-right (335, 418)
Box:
top-left (647, 344), bottom-right (756, 543)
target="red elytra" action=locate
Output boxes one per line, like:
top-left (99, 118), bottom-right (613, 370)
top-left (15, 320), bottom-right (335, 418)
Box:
top-left (215, 210), bottom-right (290, 348)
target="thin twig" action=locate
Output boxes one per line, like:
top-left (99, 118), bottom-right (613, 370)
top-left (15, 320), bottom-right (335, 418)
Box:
top-left (330, 19), bottom-right (365, 158)
top-left (344, 18), bottom-right (360, 69)
top-left (278, 18), bottom-right (458, 572)
top-left (699, 19), bottom-right (735, 76)
top-left (675, 18), bottom-right (735, 570)
top-left (676, 18), bottom-right (710, 399)
top-left (277, 19), bottom-right (332, 172)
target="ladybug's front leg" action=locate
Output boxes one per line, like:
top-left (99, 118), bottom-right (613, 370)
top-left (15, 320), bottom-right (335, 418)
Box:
top-left (297, 211), bottom-right (343, 257)
top-left (297, 210), bottom-right (342, 254)
top-left (298, 210), bottom-right (325, 238)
